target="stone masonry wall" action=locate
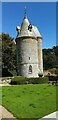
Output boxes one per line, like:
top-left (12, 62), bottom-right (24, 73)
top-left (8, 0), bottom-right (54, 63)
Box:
top-left (16, 37), bottom-right (39, 78)
top-left (38, 38), bottom-right (43, 75)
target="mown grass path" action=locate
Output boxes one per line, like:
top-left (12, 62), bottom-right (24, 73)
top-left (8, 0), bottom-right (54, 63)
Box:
top-left (1, 84), bottom-right (58, 119)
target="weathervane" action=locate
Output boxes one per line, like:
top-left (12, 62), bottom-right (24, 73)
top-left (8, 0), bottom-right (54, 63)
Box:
top-left (24, 6), bottom-right (26, 18)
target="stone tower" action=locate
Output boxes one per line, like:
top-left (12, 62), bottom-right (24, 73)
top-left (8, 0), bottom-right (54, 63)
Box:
top-left (15, 8), bottom-right (43, 78)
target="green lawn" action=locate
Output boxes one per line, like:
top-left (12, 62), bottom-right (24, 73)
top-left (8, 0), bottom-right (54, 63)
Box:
top-left (1, 84), bottom-right (58, 119)
top-left (0, 86), bottom-right (2, 105)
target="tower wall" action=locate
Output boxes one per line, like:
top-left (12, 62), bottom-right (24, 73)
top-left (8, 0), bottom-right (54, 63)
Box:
top-left (16, 37), bottom-right (39, 78)
top-left (38, 38), bottom-right (43, 75)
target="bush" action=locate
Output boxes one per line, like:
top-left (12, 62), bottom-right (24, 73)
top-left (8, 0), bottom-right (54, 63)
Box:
top-left (10, 76), bottom-right (48, 85)
top-left (55, 68), bottom-right (58, 75)
top-left (48, 76), bottom-right (58, 81)
top-left (48, 68), bottom-right (56, 74)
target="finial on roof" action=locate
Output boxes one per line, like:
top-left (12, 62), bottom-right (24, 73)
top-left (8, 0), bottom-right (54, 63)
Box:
top-left (24, 6), bottom-right (26, 18)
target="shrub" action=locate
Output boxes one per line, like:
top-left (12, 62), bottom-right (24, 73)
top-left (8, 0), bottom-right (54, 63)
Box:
top-left (55, 68), bottom-right (58, 75)
top-left (48, 68), bottom-right (56, 74)
top-left (10, 76), bottom-right (26, 85)
top-left (10, 76), bottom-right (48, 85)
top-left (48, 76), bottom-right (58, 81)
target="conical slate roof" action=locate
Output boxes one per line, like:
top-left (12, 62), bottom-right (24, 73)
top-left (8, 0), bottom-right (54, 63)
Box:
top-left (16, 17), bottom-right (42, 39)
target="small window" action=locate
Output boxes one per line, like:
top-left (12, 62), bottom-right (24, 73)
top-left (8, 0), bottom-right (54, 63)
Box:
top-left (29, 65), bottom-right (32, 74)
top-left (29, 57), bottom-right (30, 60)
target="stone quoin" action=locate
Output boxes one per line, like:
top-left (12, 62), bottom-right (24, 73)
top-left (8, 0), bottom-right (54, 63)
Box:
top-left (15, 7), bottom-right (43, 78)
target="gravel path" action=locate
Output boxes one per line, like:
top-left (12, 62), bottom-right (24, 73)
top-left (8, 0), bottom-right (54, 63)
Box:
top-left (0, 105), bottom-right (16, 119)
top-left (39, 111), bottom-right (58, 120)
top-left (0, 84), bottom-right (11, 86)
top-left (0, 105), bottom-right (58, 120)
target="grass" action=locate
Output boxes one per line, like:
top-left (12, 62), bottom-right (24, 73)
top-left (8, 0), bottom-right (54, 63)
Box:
top-left (1, 84), bottom-right (58, 119)
top-left (0, 86), bottom-right (2, 105)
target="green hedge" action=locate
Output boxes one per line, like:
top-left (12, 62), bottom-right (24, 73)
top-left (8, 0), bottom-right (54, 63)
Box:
top-left (10, 76), bottom-right (48, 85)
top-left (48, 76), bottom-right (58, 81)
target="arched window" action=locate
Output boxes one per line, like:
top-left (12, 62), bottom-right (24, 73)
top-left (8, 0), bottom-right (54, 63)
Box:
top-left (29, 65), bottom-right (32, 74)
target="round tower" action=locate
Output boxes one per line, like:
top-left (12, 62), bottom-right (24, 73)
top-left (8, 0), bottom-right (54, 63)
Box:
top-left (16, 17), bottom-right (39, 78)
top-left (15, 8), bottom-right (43, 78)
top-left (38, 38), bottom-right (43, 76)
top-left (32, 26), bottom-right (43, 76)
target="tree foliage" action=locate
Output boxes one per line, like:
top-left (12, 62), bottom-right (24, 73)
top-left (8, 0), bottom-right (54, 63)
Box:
top-left (43, 46), bottom-right (58, 70)
top-left (2, 33), bottom-right (16, 71)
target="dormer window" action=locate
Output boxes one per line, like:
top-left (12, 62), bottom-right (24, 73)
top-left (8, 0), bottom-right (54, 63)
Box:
top-left (28, 23), bottom-right (32, 32)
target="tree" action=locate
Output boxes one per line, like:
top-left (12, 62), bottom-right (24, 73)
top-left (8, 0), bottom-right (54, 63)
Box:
top-left (43, 46), bottom-right (58, 70)
top-left (53, 46), bottom-right (58, 68)
top-left (2, 33), bottom-right (16, 73)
